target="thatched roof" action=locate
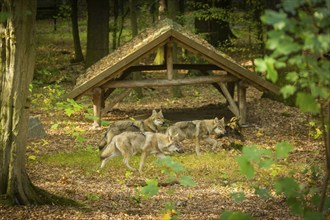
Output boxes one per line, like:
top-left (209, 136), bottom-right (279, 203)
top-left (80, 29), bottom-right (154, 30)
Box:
top-left (68, 19), bottom-right (279, 99)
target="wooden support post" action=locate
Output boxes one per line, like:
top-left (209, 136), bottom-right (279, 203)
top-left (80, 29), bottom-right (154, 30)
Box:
top-left (218, 82), bottom-right (240, 117)
top-left (166, 43), bottom-right (173, 80)
top-left (238, 81), bottom-right (247, 125)
top-left (92, 88), bottom-right (103, 127)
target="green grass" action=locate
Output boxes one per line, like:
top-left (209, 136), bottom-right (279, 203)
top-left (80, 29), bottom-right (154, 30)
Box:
top-left (37, 146), bottom-right (100, 175)
top-left (34, 146), bottom-right (309, 191)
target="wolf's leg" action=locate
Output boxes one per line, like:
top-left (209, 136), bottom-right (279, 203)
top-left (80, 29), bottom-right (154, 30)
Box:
top-left (205, 137), bottom-right (218, 151)
top-left (100, 151), bottom-right (121, 169)
top-left (156, 153), bottom-right (166, 159)
top-left (139, 152), bottom-right (147, 173)
top-left (195, 137), bottom-right (201, 156)
top-left (123, 155), bottom-right (136, 171)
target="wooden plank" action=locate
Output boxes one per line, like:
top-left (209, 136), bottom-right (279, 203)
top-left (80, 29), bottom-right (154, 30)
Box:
top-left (171, 30), bottom-right (280, 95)
top-left (166, 43), bottom-right (173, 80)
top-left (218, 82), bottom-right (239, 117)
top-left (238, 81), bottom-right (247, 125)
top-left (125, 64), bottom-right (223, 72)
top-left (103, 75), bottom-right (238, 88)
top-left (92, 88), bottom-right (103, 127)
top-left (101, 89), bottom-right (132, 116)
top-left (67, 30), bottom-right (173, 99)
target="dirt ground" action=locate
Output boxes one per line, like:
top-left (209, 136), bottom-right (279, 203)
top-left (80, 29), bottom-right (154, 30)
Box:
top-left (0, 85), bottom-right (326, 220)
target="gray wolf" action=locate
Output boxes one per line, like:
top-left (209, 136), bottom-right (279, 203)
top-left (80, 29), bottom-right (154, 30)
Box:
top-left (98, 109), bottom-right (165, 151)
top-left (100, 131), bottom-right (180, 172)
top-left (166, 117), bottom-right (226, 155)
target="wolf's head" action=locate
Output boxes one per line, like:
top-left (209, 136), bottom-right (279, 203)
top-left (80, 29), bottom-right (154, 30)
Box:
top-left (157, 134), bottom-right (183, 155)
top-left (151, 109), bottom-right (165, 127)
top-left (213, 117), bottom-right (226, 137)
top-left (98, 126), bottom-right (114, 151)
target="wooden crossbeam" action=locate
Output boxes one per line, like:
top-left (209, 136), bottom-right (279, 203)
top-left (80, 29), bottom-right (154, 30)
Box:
top-left (102, 75), bottom-right (238, 89)
top-left (125, 64), bottom-right (224, 72)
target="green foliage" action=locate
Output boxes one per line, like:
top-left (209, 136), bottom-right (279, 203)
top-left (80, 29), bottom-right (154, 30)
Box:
top-left (275, 142), bottom-right (294, 159)
top-left (26, 139), bottom-right (49, 161)
top-left (254, 0), bottom-right (330, 114)
top-left (236, 145), bottom-right (276, 180)
top-left (85, 192), bottom-right (100, 202)
top-left (309, 121), bottom-right (323, 140)
top-left (251, 2), bottom-right (330, 218)
top-left (31, 84), bottom-right (66, 111)
top-left (34, 68), bottom-right (60, 84)
top-left (178, 175), bottom-right (196, 187)
top-left (187, 1), bottom-right (230, 23)
top-left (54, 3), bottom-right (71, 20)
top-left (224, 142), bottom-right (328, 220)
top-left (254, 187), bottom-right (270, 200)
top-left (230, 192), bottom-right (245, 203)
top-left (140, 179), bottom-right (159, 199)
top-left (0, 12), bottom-right (11, 22)
top-left (57, 99), bottom-right (87, 117)
top-left (220, 211), bottom-right (253, 220)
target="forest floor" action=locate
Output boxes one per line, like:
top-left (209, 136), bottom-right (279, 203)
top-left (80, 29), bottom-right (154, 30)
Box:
top-left (1, 85), bottom-right (326, 220)
top-left (0, 20), bottom-right (328, 219)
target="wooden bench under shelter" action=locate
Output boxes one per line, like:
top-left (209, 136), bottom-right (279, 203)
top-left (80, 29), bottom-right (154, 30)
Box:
top-left (67, 19), bottom-right (279, 127)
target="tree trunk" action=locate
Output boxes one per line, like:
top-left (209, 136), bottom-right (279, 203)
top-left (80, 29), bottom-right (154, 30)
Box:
top-left (86, 0), bottom-right (109, 68)
top-left (112, 0), bottom-right (119, 50)
top-left (167, 0), bottom-right (183, 98)
top-left (129, 0), bottom-right (143, 98)
top-left (71, 0), bottom-right (84, 62)
top-left (194, 0), bottom-right (236, 47)
top-left (0, 0), bottom-right (42, 205)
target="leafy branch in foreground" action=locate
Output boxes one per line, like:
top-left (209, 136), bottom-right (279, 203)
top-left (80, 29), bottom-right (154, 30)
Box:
top-left (222, 143), bottom-right (327, 220)
top-left (222, 0), bottom-right (329, 219)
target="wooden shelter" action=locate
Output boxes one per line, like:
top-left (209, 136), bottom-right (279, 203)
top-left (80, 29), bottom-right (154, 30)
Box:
top-left (67, 19), bottom-right (279, 126)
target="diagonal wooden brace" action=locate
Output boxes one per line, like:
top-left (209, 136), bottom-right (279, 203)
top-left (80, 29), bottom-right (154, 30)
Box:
top-left (218, 82), bottom-right (239, 117)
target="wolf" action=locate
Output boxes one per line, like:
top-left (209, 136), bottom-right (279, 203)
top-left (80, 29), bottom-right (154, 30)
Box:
top-left (100, 131), bottom-right (180, 172)
top-left (98, 109), bottom-right (165, 151)
top-left (166, 117), bottom-right (226, 155)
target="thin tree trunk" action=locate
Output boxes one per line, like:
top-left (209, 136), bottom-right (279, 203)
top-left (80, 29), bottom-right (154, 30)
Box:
top-left (86, 0), bottom-right (109, 67)
top-left (112, 0), bottom-right (118, 50)
top-left (319, 102), bottom-right (330, 212)
top-left (71, 0), bottom-right (84, 62)
top-left (167, 0), bottom-right (183, 98)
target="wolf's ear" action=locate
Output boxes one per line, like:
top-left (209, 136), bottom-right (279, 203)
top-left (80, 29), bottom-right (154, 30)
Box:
top-left (214, 117), bottom-right (219, 122)
top-left (220, 117), bottom-right (225, 122)
top-left (158, 109), bottom-right (164, 117)
top-left (152, 109), bottom-right (157, 115)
